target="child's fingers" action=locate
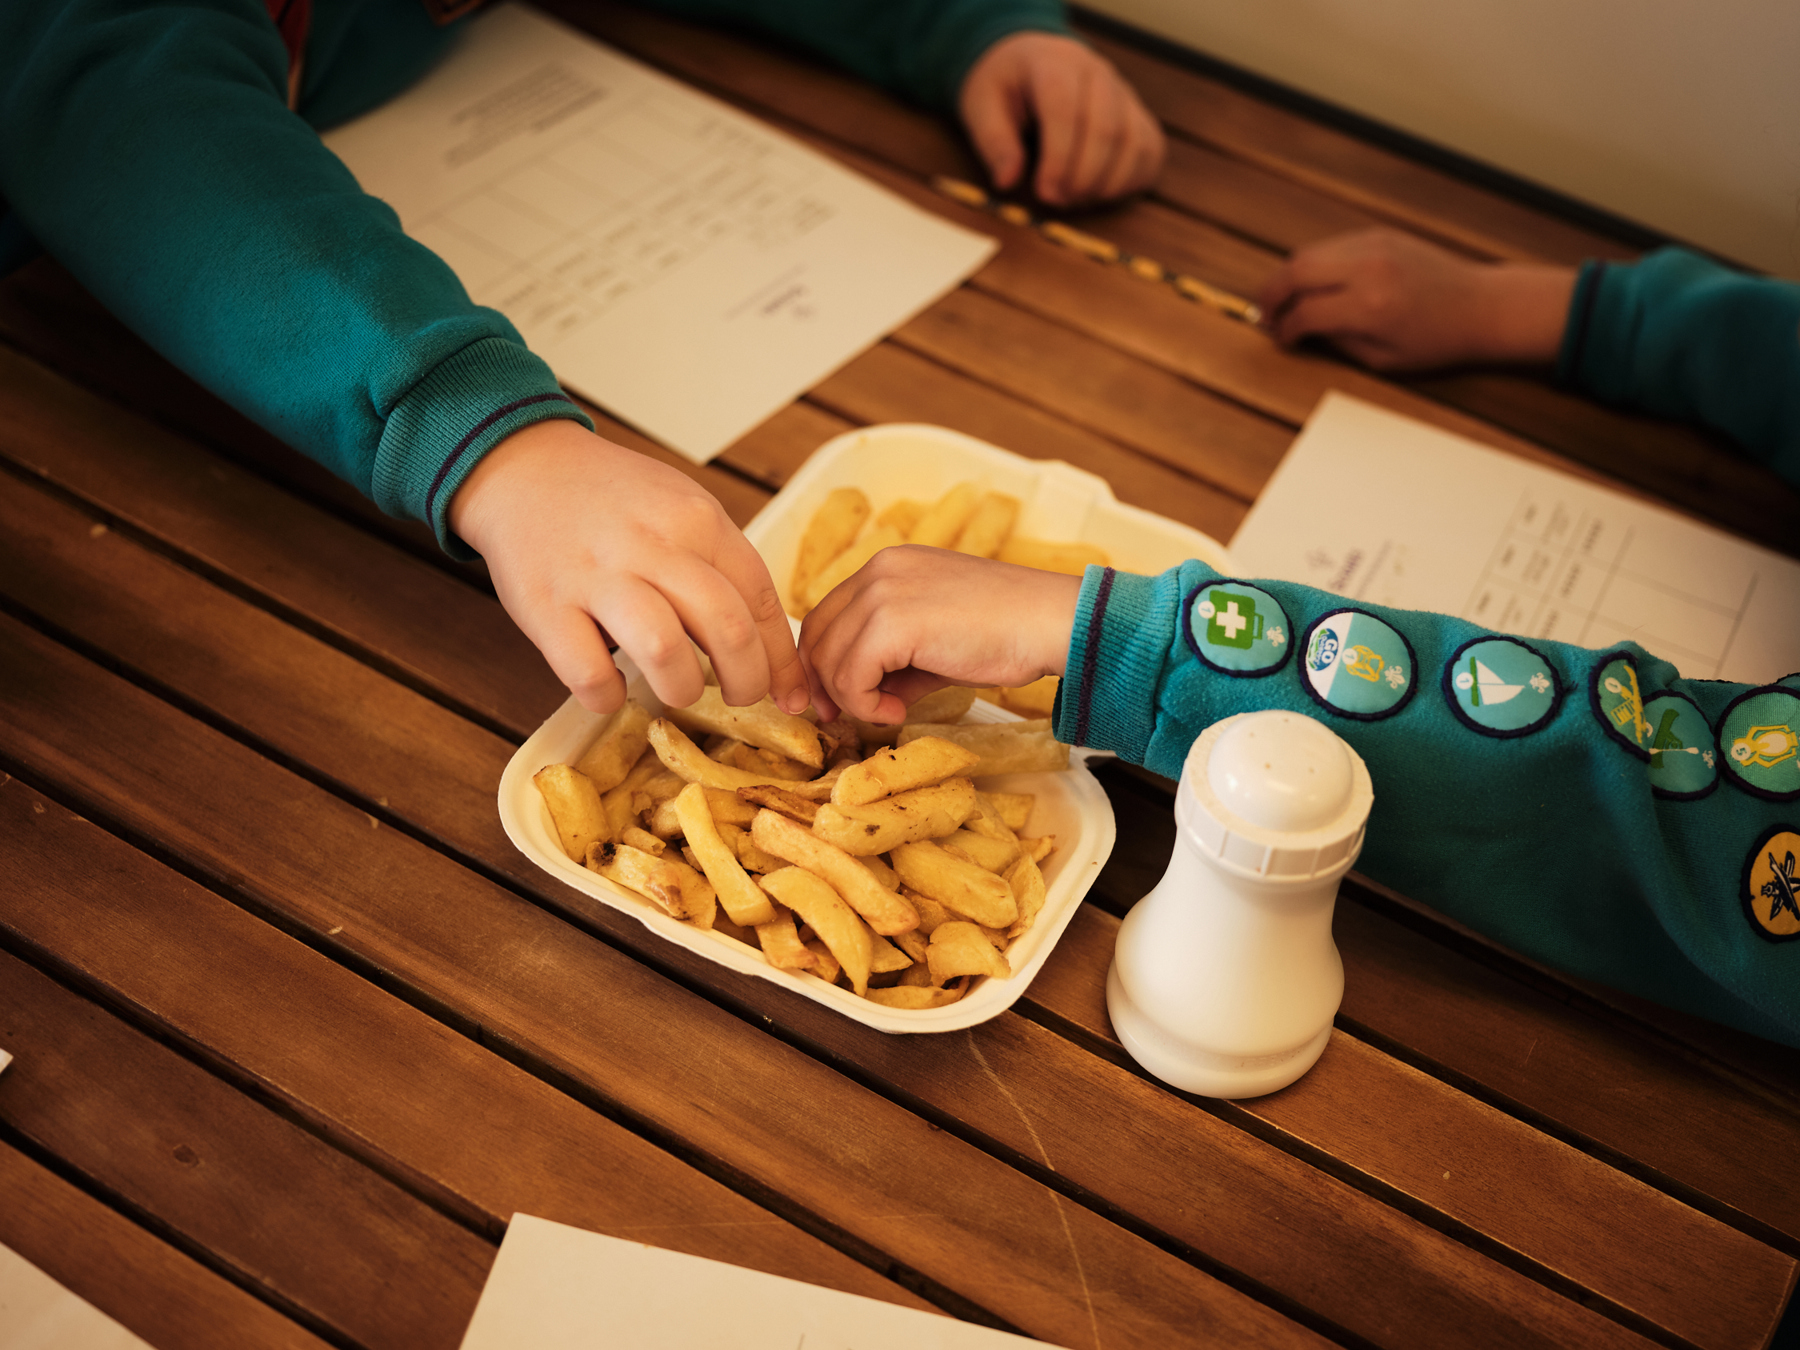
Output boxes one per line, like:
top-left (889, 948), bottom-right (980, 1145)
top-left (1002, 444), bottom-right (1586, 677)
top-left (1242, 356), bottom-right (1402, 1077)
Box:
top-left (960, 62), bottom-right (1027, 190)
top-left (709, 529), bottom-right (809, 714)
top-left (517, 602), bottom-right (630, 715)
top-left (593, 574), bottom-right (711, 712)
top-left (1030, 60), bottom-right (1085, 204)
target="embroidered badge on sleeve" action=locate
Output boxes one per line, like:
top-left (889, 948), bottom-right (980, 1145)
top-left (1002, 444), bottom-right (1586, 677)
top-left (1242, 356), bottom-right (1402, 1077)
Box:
top-left (1592, 652), bottom-right (1651, 758)
top-left (1719, 687), bottom-right (1800, 801)
top-left (1641, 693), bottom-right (1718, 799)
top-left (1299, 609), bottom-right (1416, 719)
top-left (1444, 636), bottom-right (1563, 737)
top-left (1183, 581), bottom-right (1291, 677)
top-left (1743, 827), bottom-right (1800, 941)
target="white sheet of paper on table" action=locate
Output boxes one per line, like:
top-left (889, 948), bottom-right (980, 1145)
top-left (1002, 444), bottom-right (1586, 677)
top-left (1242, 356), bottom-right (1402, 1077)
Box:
top-left (1227, 392), bottom-right (1800, 686)
top-left (323, 3), bottom-right (996, 464)
top-left (458, 1215), bottom-right (1066, 1350)
top-left (0, 1242), bottom-right (155, 1350)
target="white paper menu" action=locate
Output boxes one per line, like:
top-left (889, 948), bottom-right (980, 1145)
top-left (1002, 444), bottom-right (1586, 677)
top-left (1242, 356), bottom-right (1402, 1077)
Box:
top-left (0, 1242), bottom-right (155, 1350)
top-left (458, 1215), bottom-right (1065, 1350)
top-left (324, 4), bottom-right (997, 463)
top-left (1228, 393), bottom-right (1800, 685)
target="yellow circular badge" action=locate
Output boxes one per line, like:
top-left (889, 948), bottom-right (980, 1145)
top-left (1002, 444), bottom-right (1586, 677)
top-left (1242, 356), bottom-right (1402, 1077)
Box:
top-left (1744, 828), bottom-right (1800, 941)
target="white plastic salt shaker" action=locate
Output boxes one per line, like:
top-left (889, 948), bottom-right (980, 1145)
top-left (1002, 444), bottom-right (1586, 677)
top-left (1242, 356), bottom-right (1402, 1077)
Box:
top-left (1107, 709), bottom-right (1374, 1099)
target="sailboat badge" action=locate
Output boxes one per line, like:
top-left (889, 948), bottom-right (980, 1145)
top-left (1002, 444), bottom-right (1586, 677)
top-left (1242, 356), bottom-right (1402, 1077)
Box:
top-left (1445, 637), bottom-right (1560, 737)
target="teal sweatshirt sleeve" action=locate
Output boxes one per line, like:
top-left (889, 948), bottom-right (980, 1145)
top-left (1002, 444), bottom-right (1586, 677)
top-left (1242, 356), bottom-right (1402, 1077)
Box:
top-left (1557, 248), bottom-right (1800, 489)
top-left (645, 0), bottom-right (1073, 113)
top-left (0, 0), bottom-right (592, 557)
top-left (1057, 561), bottom-right (1800, 1047)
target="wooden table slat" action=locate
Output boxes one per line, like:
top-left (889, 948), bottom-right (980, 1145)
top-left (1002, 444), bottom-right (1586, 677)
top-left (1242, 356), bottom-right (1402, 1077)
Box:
top-left (0, 619), bottom-right (1328, 1350)
top-left (0, 448), bottom-right (1758, 1349)
top-left (0, 949), bottom-right (494, 1350)
top-left (0, 1142), bottom-right (332, 1350)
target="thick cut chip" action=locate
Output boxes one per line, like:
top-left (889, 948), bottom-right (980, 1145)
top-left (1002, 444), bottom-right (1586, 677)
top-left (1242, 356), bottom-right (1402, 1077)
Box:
top-left (574, 700), bottom-right (653, 793)
top-left (790, 487), bottom-right (870, 616)
top-left (891, 840), bottom-right (1018, 929)
top-left (876, 498), bottom-right (925, 535)
top-left (805, 524), bottom-right (905, 610)
top-left (620, 826), bottom-right (666, 856)
top-left (665, 857), bottom-right (717, 930)
top-left (890, 926), bottom-right (930, 963)
top-left (602, 752), bottom-right (667, 837)
top-left (803, 939), bottom-right (842, 986)
top-left (896, 720), bottom-right (1069, 777)
top-left (751, 810), bottom-right (919, 935)
top-left (534, 763), bottom-right (610, 863)
top-left (761, 866), bottom-right (874, 996)
top-left (811, 778), bottom-right (976, 855)
top-left (865, 985), bottom-right (963, 1010)
top-left (953, 492), bottom-right (1020, 558)
top-left (858, 853), bottom-right (899, 891)
top-left (675, 782), bottom-right (778, 927)
top-left (586, 841), bottom-right (696, 919)
top-left (754, 903), bottom-right (816, 971)
top-left (737, 784), bottom-right (818, 823)
top-left (987, 792), bottom-right (1036, 833)
top-left (997, 676), bottom-right (1059, 719)
top-left (1004, 852), bottom-right (1047, 940)
top-left (908, 481), bottom-right (983, 549)
top-left (832, 737), bottom-right (982, 807)
top-left (667, 685), bottom-right (823, 769)
top-left (648, 786), bottom-right (757, 839)
top-left (927, 921), bottom-right (1012, 982)
top-left (996, 537), bottom-right (1109, 576)
top-left (938, 827), bottom-right (1019, 873)
top-left (867, 930), bottom-right (913, 975)
top-left (648, 719), bottom-right (798, 790)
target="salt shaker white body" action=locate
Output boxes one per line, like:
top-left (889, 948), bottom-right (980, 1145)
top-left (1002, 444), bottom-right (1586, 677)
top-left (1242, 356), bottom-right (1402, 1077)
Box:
top-left (1107, 710), bottom-right (1374, 1099)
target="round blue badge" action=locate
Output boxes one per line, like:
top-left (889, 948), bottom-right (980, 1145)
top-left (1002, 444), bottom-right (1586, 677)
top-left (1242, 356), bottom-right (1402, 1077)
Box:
top-left (1183, 581), bottom-right (1292, 677)
top-left (1718, 686), bottom-right (1800, 801)
top-left (1299, 609), bottom-right (1416, 719)
top-left (1444, 637), bottom-right (1562, 737)
top-left (1641, 693), bottom-right (1717, 799)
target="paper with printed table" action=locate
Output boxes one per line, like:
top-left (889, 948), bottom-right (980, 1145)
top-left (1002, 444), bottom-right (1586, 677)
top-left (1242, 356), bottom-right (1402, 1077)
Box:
top-left (1229, 393), bottom-right (1800, 686)
top-left (325, 3), bottom-right (996, 464)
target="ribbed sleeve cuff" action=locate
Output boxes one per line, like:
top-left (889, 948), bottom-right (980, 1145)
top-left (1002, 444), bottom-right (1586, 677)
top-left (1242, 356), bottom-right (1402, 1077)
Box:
top-left (918, 1), bottom-right (1073, 111)
top-left (1553, 258), bottom-right (1608, 391)
top-left (1055, 564), bottom-right (1187, 762)
top-left (373, 336), bottom-right (593, 559)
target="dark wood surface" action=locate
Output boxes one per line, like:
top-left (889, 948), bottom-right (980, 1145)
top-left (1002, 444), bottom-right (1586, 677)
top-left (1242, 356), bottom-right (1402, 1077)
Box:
top-left (2, 5), bottom-right (1796, 1348)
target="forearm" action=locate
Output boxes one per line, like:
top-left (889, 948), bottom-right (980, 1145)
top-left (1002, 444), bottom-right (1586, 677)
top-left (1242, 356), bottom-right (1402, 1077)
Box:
top-left (642, 0), bottom-right (1070, 112)
top-left (0, 0), bottom-right (590, 554)
top-left (1058, 560), bottom-right (1800, 1046)
top-left (1558, 248), bottom-right (1800, 487)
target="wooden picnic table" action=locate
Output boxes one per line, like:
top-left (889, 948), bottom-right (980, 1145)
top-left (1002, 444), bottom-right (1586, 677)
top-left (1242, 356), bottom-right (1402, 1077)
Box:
top-left (3, 5), bottom-right (1798, 1348)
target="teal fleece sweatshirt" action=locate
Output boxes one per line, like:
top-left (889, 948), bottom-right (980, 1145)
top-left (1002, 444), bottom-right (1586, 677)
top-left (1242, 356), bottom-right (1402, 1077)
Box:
top-left (0, 0), bottom-right (1068, 554)
top-left (1057, 561), bottom-right (1800, 1047)
top-left (1558, 247), bottom-right (1800, 489)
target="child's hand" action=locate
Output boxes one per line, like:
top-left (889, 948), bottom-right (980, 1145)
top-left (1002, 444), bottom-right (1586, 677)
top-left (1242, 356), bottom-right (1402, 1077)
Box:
top-left (1256, 228), bottom-right (1576, 371)
top-left (449, 419), bottom-right (806, 717)
top-left (958, 33), bottom-right (1166, 207)
top-left (798, 545), bottom-right (1083, 724)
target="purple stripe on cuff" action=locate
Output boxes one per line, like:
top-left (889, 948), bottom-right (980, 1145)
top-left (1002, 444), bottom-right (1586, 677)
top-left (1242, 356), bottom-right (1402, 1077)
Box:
top-left (1074, 566), bottom-right (1116, 748)
top-left (423, 392), bottom-right (575, 518)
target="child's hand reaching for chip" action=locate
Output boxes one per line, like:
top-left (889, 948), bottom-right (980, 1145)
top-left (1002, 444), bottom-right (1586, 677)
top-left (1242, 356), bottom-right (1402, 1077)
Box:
top-left (799, 545), bottom-right (1083, 724)
top-left (450, 419), bottom-right (807, 717)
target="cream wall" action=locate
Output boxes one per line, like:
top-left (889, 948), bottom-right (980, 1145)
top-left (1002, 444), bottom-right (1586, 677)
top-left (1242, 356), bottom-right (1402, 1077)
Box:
top-left (1086, 1), bottom-right (1800, 278)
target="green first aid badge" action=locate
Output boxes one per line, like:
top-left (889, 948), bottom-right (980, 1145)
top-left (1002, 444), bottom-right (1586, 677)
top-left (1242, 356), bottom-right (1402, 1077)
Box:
top-left (1184, 581), bottom-right (1291, 676)
top-left (1719, 687), bottom-right (1800, 801)
top-left (1445, 637), bottom-right (1562, 737)
top-left (1300, 609), bottom-right (1415, 719)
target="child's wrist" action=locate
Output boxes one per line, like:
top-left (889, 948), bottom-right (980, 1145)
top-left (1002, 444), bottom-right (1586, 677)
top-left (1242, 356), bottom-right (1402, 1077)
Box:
top-left (1470, 264), bottom-right (1577, 365)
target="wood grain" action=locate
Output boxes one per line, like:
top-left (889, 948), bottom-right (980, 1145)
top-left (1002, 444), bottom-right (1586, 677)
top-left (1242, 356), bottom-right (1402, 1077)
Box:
top-left (0, 949), bottom-right (495, 1350)
top-left (0, 453), bottom-right (1763, 1349)
top-left (0, 1142), bottom-right (331, 1350)
top-left (0, 618), bottom-right (1324, 1350)
top-left (0, 775), bottom-right (924, 1311)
